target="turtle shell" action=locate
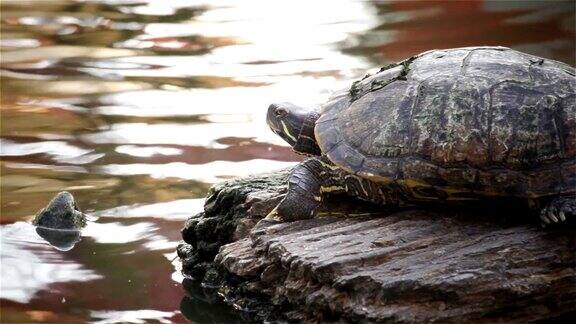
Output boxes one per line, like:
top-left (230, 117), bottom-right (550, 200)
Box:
top-left (315, 46), bottom-right (576, 199)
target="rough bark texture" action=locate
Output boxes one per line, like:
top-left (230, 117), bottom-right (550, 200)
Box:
top-left (178, 169), bottom-right (290, 281)
top-left (177, 170), bottom-right (576, 322)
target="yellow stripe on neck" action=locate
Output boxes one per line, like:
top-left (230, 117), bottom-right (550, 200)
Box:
top-left (280, 121), bottom-right (297, 142)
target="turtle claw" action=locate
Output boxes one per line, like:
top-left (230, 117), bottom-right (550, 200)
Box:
top-left (256, 218), bottom-right (282, 228)
top-left (547, 208), bottom-right (558, 223)
top-left (559, 211), bottom-right (566, 222)
top-left (549, 212), bottom-right (559, 223)
top-left (540, 213), bottom-right (551, 226)
top-left (251, 216), bottom-right (283, 237)
top-left (540, 196), bottom-right (575, 228)
top-left (263, 206), bottom-right (282, 221)
top-left (251, 206), bottom-right (283, 233)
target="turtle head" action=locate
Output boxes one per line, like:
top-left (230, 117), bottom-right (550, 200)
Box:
top-left (33, 191), bottom-right (86, 230)
top-left (267, 102), bottom-right (321, 155)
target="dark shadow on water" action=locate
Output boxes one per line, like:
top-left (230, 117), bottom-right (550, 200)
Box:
top-left (180, 278), bottom-right (249, 324)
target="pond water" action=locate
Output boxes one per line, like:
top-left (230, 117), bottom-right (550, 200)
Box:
top-left (1, 0), bottom-right (574, 322)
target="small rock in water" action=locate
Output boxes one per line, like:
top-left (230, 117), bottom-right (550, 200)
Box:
top-left (33, 191), bottom-right (86, 230)
top-left (32, 191), bottom-right (87, 251)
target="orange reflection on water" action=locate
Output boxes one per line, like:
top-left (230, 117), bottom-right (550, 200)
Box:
top-left (358, 0), bottom-right (575, 64)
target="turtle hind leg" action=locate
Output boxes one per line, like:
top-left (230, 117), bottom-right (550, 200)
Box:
top-left (266, 157), bottom-right (332, 222)
top-left (539, 195), bottom-right (576, 227)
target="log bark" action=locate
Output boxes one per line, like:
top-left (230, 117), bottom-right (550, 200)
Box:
top-left (177, 169), bottom-right (576, 322)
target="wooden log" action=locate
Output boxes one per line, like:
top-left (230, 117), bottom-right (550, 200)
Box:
top-left (178, 170), bottom-right (576, 322)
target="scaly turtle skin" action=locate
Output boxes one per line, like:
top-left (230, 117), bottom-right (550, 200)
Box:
top-left (266, 46), bottom-right (576, 226)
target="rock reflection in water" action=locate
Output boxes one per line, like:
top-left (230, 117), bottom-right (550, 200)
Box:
top-left (35, 227), bottom-right (82, 251)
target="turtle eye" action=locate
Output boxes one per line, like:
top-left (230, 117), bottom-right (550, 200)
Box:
top-left (275, 107), bottom-right (288, 118)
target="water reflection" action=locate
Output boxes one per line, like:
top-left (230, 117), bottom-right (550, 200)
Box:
top-left (179, 279), bottom-right (246, 323)
top-left (347, 0), bottom-right (575, 65)
top-left (92, 198), bottom-right (204, 219)
top-left (99, 159), bottom-right (296, 182)
top-left (91, 309), bottom-right (176, 324)
top-left (0, 222), bottom-right (102, 304)
top-left (1, 139), bottom-right (102, 164)
top-left (35, 227), bottom-right (82, 251)
top-left (1, 0), bottom-right (574, 322)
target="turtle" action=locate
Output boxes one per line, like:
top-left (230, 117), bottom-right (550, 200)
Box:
top-left (32, 191), bottom-right (86, 250)
top-left (33, 191), bottom-right (86, 230)
top-left (265, 46), bottom-right (576, 226)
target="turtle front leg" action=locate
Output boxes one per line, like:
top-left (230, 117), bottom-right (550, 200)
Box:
top-left (539, 195), bottom-right (576, 226)
top-left (266, 157), bottom-right (331, 222)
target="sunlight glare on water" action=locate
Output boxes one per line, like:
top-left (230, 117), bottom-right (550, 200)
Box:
top-left (1, 0), bottom-right (574, 322)
top-left (1, 222), bottom-right (103, 304)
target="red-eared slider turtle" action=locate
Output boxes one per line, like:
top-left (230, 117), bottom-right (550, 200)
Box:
top-left (266, 46), bottom-right (575, 226)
